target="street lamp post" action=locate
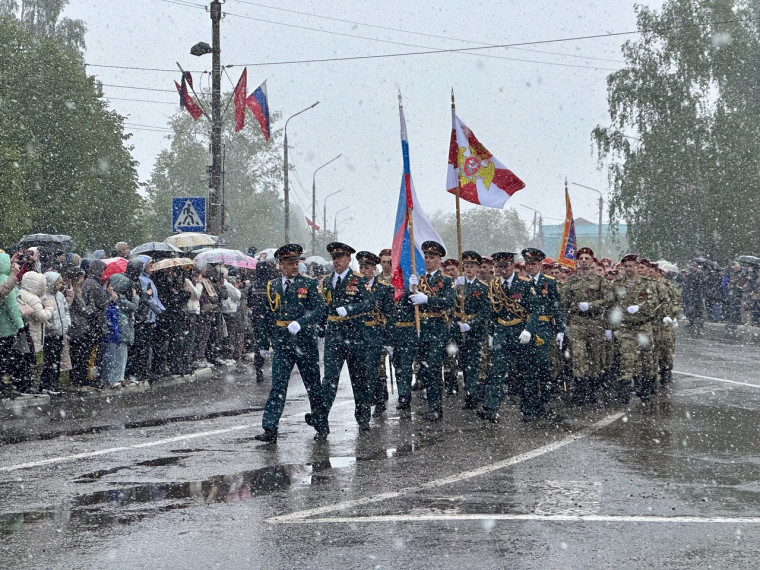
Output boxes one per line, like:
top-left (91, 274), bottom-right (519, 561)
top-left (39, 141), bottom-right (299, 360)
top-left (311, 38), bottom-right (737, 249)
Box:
top-left (323, 189), bottom-right (344, 248)
top-left (311, 154), bottom-right (342, 255)
top-left (570, 182), bottom-right (604, 255)
top-left (520, 205), bottom-right (544, 249)
top-left (283, 101), bottom-right (319, 243)
top-left (334, 206), bottom-right (350, 239)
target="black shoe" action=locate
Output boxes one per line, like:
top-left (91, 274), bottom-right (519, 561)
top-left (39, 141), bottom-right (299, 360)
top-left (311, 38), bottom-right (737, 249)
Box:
top-left (477, 409), bottom-right (500, 423)
top-left (254, 429), bottom-right (278, 443)
top-left (304, 413), bottom-right (313, 426)
top-left (313, 429), bottom-right (329, 441)
top-left (256, 368), bottom-right (264, 383)
top-left (446, 387), bottom-right (458, 395)
top-left (411, 381), bottom-right (421, 391)
top-left (423, 410), bottom-right (442, 422)
top-left (372, 405), bottom-right (386, 418)
top-left (396, 398), bottom-right (410, 410)
top-left (359, 422), bottom-right (371, 432)
top-left (461, 399), bottom-right (478, 410)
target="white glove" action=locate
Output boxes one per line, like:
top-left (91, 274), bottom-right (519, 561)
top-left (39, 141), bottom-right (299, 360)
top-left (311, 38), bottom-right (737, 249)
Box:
top-left (408, 274), bottom-right (419, 290)
top-left (672, 318), bottom-right (678, 329)
top-left (410, 292), bottom-right (428, 305)
top-left (627, 305), bottom-right (639, 314)
top-left (287, 321), bottom-right (301, 335)
top-left (556, 332), bottom-right (564, 349)
top-left (459, 322), bottom-right (471, 333)
top-left (663, 316), bottom-right (673, 325)
top-left (384, 346), bottom-right (394, 358)
top-left (259, 349), bottom-right (270, 359)
top-left (519, 330), bottom-right (532, 344)
top-left (578, 302), bottom-right (589, 312)
top-left (604, 330), bottom-right (612, 341)
top-left (455, 276), bottom-right (466, 287)
top-left (336, 306), bottom-right (348, 317)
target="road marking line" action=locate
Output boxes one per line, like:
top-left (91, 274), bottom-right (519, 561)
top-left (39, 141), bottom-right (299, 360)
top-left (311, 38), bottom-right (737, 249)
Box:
top-left (673, 370), bottom-right (760, 389)
top-left (284, 513), bottom-right (760, 525)
top-left (0, 400), bottom-right (353, 473)
top-left (268, 411), bottom-right (624, 524)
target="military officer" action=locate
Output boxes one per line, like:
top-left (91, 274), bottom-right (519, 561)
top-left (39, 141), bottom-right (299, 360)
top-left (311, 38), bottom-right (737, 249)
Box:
top-left (478, 252), bottom-right (532, 422)
top-left (613, 254), bottom-right (659, 404)
top-left (441, 258), bottom-right (461, 394)
top-left (254, 244), bottom-right (329, 443)
top-left (357, 250), bottom-right (395, 418)
top-left (320, 242), bottom-right (375, 430)
top-left (453, 251), bottom-right (491, 410)
top-left (395, 240), bottom-right (455, 421)
top-left (562, 247), bottom-right (612, 405)
top-left (518, 248), bottom-right (566, 421)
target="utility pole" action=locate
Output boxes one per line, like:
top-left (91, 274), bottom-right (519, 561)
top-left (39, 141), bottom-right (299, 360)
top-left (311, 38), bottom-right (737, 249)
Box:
top-left (209, 0), bottom-right (222, 236)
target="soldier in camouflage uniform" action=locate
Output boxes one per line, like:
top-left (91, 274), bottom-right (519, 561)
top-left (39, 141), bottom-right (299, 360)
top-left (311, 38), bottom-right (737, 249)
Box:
top-left (645, 261), bottom-right (682, 387)
top-left (613, 254), bottom-right (660, 404)
top-left (562, 247), bottom-right (612, 405)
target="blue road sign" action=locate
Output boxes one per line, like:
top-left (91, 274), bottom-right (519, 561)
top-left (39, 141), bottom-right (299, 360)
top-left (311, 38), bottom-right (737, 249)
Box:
top-left (172, 197), bottom-right (206, 233)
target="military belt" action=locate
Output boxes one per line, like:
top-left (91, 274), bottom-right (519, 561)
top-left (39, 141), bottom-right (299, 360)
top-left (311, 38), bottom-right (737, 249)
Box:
top-left (454, 312), bottom-right (476, 321)
top-left (364, 320), bottom-right (379, 327)
top-left (275, 320), bottom-right (294, 327)
top-left (327, 313), bottom-right (365, 322)
top-left (395, 321), bottom-right (415, 328)
top-left (497, 317), bottom-right (523, 327)
top-left (418, 312), bottom-right (443, 319)
top-left (537, 315), bottom-right (552, 322)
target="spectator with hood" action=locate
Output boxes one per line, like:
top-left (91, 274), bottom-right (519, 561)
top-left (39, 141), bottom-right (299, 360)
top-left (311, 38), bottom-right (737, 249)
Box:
top-left (102, 274), bottom-right (138, 389)
top-left (0, 252), bottom-right (24, 398)
top-left (40, 271), bottom-right (71, 394)
top-left (16, 271), bottom-right (54, 393)
top-left (76, 259), bottom-right (108, 387)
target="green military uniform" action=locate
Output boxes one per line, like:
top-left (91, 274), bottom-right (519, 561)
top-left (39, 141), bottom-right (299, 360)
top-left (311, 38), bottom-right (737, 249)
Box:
top-left (257, 245), bottom-right (328, 440)
top-left (395, 245), bottom-right (455, 420)
top-left (657, 275), bottom-right (682, 386)
top-left (563, 258), bottom-right (612, 403)
top-left (613, 255), bottom-right (660, 403)
top-left (321, 244), bottom-right (374, 427)
top-left (454, 251), bottom-right (492, 409)
top-left (480, 263), bottom-right (533, 421)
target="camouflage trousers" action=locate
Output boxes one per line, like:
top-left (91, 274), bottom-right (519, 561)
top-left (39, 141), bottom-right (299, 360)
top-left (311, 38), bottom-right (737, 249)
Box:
top-left (617, 323), bottom-right (656, 380)
top-left (567, 319), bottom-right (605, 378)
top-left (654, 325), bottom-right (676, 369)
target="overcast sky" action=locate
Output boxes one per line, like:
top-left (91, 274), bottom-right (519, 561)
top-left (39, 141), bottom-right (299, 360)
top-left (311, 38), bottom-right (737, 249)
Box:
top-left (63, 0), bottom-right (658, 253)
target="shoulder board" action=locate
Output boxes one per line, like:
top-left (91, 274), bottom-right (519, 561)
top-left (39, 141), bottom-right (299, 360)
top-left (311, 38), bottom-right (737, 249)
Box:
top-left (544, 275), bottom-right (555, 280)
top-left (352, 271), bottom-right (363, 278)
top-left (518, 275), bottom-right (530, 281)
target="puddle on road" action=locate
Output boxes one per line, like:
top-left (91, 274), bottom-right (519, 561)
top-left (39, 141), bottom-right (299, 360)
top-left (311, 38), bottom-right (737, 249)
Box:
top-left (0, 438), bottom-right (436, 535)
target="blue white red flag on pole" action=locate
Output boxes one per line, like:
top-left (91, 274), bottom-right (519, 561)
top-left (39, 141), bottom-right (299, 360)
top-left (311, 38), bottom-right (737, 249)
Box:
top-left (391, 103), bottom-right (444, 301)
top-left (246, 80), bottom-right (270, 141)
top-left (558, 186), bottom-right (577, 269)
top-left (447, 113), bottom-right (524, 208)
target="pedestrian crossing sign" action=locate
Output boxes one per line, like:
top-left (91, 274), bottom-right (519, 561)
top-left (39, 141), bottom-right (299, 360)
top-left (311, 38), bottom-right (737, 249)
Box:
top-left (172, 197), bottom-right (206, 233)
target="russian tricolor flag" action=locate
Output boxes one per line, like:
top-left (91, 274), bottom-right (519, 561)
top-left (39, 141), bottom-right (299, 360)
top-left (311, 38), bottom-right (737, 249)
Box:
top-left (246, 80), bottom-right (270, 141)
top-left (391, 103), bottom-right (444, 301)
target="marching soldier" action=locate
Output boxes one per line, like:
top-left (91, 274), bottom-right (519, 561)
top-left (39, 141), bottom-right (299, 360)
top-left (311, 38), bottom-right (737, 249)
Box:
top-left (645, 260), bottom-right (681, 387)
top-left (562, 247), bottom-right (612, 405)
top-left (320, 242), bottom-right (374, 430)
top-left (519, 248), bottom-right (566, 421)
top-left (356, 251), bottom-right (395, 418)
top-left (254, 244), bottom-right (329, 443)
top-left (478, 252), bottom-right (532, 422)
top-left (453, 251), bottom-right (491, 410)
top-left (395, 240), bottom-right (455, 421)
top-left (613, 254), bottom-right (659, 404)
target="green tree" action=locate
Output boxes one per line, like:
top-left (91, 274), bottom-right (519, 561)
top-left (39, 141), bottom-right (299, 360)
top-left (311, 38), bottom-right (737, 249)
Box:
top-left (593, 0), bottom-right (760, 265)
top-left (144, 106), bottom-right (310, 250)
top-left (0, 0), bottom-right (86, 51)
top-left (429, 207), bottom-right (529, 257)
top-left (0, 14), bottom-right (144, 249)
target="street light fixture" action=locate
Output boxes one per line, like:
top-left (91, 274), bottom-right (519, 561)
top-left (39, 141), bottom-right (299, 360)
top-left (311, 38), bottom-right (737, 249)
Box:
top-left (311, 154), bottom-right (342, 255)
top-left (323, 189), bottom-right (344, 248)
top-left (334, 215), bottom-right (353, 240)
top-left (333, 206), bottom-right (350, 238)
top-left (283, 101), bottom-right (320, 242)
top-left (570, 182), bottom-right (604, 255)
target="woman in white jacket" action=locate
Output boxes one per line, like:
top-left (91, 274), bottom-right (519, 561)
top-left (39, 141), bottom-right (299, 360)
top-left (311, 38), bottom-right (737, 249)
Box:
top-left (41, 271), bottom-right (71, 394)
top-left (183, 269), bottom-right (204, 372)
top-left (16, 271), bottom-right (54, 393)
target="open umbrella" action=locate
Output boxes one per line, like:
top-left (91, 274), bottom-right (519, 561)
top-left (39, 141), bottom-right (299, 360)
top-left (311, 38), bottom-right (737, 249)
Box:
top-left (151, 257), bottom-right (195, 271)
top-left (165, 233), bottom-right (217, 251)
top-left (256, 248), bottom-right (277, 261)
top-left (305, 255), bottom-right (327, 265)
top-left (20, 234), bottom-right (76, 251)
top-left (131, 241), bottom-right (182, 258)
top-left (736, 255), bottom-right (760, 266)
top-left (193, 248), bottom-right (257, 269)
top-left (101, 257), bottom-right (128, 280)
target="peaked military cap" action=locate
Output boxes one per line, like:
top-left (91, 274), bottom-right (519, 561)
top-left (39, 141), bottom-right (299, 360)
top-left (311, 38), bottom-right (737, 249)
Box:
top-left (491, 252), bottom-right (516, 263)
top-left (461, 251), bottom-right (482, 265)
top-left (326, 242), bottom-right (356, 256)
top-left (275, 243), bottom-right (303, 261)
top-left (356, 251), bottom-right (381, 265)
top-left (421, 240), bottom-right (446, 257)
top-left (521, 248), bottom-right (546, 262)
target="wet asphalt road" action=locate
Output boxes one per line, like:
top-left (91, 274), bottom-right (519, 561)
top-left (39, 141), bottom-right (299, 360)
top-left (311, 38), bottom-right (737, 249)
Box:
top-left (2, 336), bottom-right (760, 569)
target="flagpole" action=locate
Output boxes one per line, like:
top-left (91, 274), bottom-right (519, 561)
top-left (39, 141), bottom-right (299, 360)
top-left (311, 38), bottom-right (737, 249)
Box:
top-left (400, 91), bottom-right (421, 337)
top-left (176, 62), bottom-right (211, 121)
top-left (452, 89), bottom-right (465, 314)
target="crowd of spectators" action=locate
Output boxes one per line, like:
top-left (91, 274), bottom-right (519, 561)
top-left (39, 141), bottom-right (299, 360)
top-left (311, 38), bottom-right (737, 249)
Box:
top-left (0, 241), bottom-right (280, 399)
